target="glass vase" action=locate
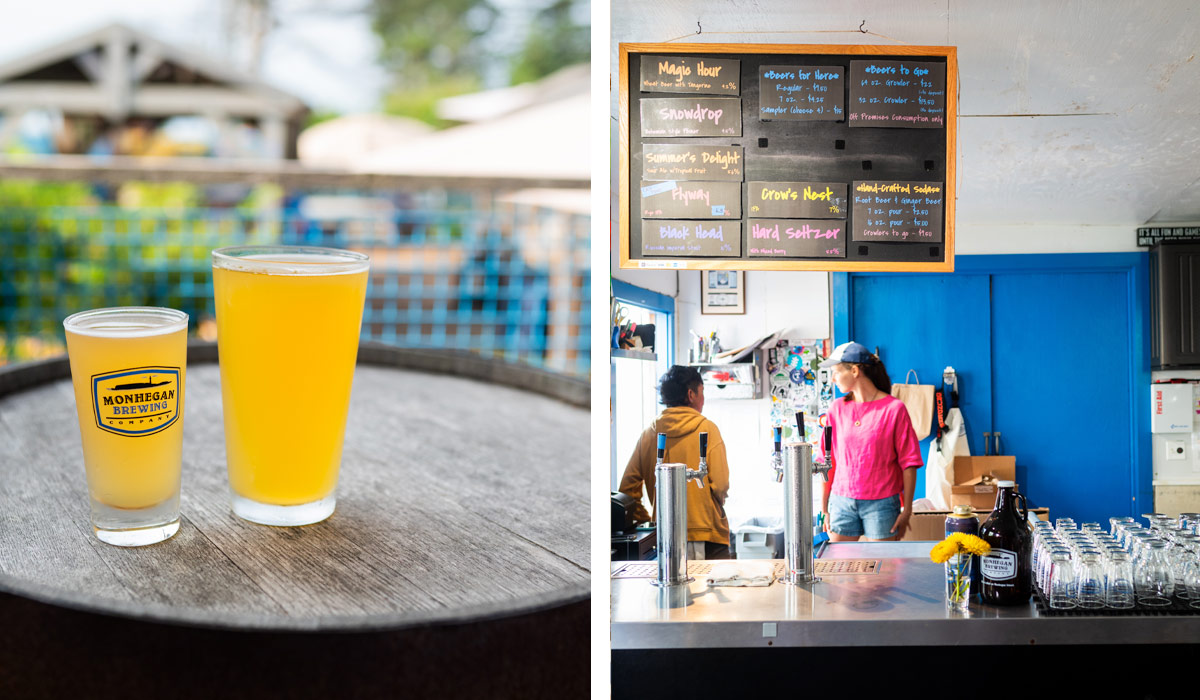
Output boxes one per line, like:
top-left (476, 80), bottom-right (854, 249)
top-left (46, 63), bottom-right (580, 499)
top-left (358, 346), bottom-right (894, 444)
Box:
top-left (945, 553), bottom-right (972, 613)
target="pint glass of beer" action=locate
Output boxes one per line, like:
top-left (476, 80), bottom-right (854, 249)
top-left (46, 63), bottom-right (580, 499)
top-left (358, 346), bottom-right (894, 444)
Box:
top-left (63, 307), bottom-right (188, 546)
top-left (212, 246), bottom-right (369, 526)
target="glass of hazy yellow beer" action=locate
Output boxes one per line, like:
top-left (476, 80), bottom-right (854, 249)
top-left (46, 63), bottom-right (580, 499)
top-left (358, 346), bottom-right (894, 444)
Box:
top-left (63, 307), bottom-right (188, 546)
top-left (212, 245), bottom-right (369, 526)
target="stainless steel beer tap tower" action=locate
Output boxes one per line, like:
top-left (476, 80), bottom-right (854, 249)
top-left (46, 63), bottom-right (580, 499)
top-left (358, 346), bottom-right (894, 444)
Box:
top-left (653, 432), bottom-right (709, 587)
top-left (780, 441), bottom-right (818, 585)
top-left (778, 414), bottom-right (832, 586)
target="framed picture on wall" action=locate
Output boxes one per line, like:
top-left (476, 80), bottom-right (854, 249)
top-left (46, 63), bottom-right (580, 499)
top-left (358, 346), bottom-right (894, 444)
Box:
top-left (700, 271), bottom-right (745, 314)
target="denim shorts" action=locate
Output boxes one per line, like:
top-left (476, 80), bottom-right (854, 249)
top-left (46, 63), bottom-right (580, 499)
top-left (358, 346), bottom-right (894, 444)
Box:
top-left (828, 493), bottom-right (902, 539)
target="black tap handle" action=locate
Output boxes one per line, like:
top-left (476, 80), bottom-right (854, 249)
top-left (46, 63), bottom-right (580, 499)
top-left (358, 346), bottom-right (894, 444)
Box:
top-left (699, 432), bottom-right (708, 459)
top-left (822, 425), bottom-right (833, 453)
top-left (794, 412), bottom-right (805, 440)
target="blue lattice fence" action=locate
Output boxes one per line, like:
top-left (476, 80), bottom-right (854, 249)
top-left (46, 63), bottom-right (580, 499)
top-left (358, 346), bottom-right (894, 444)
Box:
top-left (0, 203), bottom-right (589, 376)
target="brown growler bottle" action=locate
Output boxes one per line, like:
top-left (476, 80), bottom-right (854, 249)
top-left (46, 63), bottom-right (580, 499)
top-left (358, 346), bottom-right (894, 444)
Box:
top-left (977, 480), bottom-right (1032, 605)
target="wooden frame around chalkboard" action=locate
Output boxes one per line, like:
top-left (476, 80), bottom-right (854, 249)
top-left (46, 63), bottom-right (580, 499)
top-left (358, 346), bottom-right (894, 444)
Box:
top-left (619, 43), bottom-right (957, 272)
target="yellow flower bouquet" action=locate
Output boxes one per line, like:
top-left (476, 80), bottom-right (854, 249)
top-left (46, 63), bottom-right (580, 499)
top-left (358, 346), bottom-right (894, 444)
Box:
top-left (931, 533), bottom-right (991, 612)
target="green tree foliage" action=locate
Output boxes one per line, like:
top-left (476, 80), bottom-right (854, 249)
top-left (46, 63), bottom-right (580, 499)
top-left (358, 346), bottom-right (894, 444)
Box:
top-left (382, 76), bottom-right (482, 130)
top-left (369, 0), bottom-right (498, 88)
top-left (368, 0), bottom-right (589, 126)
top-left (508, 0), bottom-right (589, 86)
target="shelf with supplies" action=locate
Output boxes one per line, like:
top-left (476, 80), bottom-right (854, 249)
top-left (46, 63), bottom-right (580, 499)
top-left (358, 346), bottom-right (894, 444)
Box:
top-left (689, 361), bottom-right (762, 400)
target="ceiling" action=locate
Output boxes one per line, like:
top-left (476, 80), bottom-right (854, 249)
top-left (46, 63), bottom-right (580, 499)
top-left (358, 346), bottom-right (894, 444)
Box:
top-left (611, 0), bottom-right (1200, 227)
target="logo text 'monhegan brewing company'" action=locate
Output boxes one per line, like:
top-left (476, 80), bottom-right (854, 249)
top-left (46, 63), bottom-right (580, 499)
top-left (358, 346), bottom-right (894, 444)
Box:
top-left (91, 367), bottom-right (181, 437)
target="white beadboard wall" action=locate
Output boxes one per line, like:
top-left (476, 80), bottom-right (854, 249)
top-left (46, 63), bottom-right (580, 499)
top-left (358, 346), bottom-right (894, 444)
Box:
top-left (677, 270), bottom-right (829, 525)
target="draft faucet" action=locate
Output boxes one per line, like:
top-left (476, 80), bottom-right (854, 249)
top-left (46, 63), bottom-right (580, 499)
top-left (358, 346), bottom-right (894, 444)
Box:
top-left (771, 426), bottom-right (784, 483)
top-left (692, 432), bottom-right (709, 488)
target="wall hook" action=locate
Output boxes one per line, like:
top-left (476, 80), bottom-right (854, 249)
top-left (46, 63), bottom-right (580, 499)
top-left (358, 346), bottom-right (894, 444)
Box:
top-left (859, 20), bottom-right (867, 33)
top-left (697, 21), bottom-right (702, 35)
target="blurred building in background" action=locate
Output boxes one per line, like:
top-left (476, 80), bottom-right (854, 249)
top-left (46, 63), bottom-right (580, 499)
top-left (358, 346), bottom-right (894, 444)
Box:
top-left (0, 23), bottom-right (308, 159)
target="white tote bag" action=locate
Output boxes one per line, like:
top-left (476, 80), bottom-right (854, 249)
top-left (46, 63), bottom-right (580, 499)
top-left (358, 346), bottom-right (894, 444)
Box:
top-left (924, 407), bottom-right (970, 511)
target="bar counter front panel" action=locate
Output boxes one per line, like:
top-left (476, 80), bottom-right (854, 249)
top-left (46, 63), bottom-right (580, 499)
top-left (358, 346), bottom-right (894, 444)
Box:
top-left (612, 542), bottom-right (1200, 649)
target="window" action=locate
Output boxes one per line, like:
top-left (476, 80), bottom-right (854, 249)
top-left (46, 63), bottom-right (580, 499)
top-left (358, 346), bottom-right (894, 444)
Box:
top-left (610, 280), bottom-right (674, 489)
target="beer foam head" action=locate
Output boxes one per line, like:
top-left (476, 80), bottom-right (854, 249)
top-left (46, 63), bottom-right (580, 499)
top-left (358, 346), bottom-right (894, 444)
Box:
top-left (213, 246), bottom-right (369, 276)
top-left (64, 307), bottom-right (189, 337)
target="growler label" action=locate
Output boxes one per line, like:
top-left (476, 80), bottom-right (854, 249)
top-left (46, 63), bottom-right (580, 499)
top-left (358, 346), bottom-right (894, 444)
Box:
top-left (981, 548), bottom-right (1017, 582)
top-left (91, 366), bottom-right (181, 437)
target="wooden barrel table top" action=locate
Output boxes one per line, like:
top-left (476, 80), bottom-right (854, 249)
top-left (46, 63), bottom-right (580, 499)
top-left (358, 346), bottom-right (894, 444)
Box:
top-left (0, 341), bottom-right (589, 633)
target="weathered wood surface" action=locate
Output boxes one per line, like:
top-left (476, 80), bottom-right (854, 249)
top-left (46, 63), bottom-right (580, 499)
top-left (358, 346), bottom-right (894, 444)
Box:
top-left (0, 343), bottom-right (589, 632)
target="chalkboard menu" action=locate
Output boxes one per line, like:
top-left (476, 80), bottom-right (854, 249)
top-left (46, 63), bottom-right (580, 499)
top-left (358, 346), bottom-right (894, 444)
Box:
top-left (759, 65), bottom-right (845, 121)
top-left (642, 144), bottom-right (743, 181)
top-left (848, 60), bottom-right (946, 128)
top-left (640, 56), bottom-right (740, 94)
top-left (851, 180), bottom-right (944, 242)
top-left (640, 98), bottom-right (742, 137)
top-left (747, 181), bottom-right (847, 218)
top-left (748, 220), bottom-right (846, 259)
top-left (642, 181), bottom-right (742, 219)
top-left (619, 43), bottom-right (958, 272)
top-left (642, 220), bottom-right (742, 257)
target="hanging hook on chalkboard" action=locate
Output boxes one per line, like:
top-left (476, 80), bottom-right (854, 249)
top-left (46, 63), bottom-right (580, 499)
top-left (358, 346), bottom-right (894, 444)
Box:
top-left (696, 21), bottom-right (702, 35)
top-left (859, 20), bottom-right (868, 33)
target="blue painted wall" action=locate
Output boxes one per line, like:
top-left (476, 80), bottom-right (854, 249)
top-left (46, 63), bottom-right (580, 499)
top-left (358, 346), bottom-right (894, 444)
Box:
top-left (847, 273), bottom-right (993, 500)
top-left (834, 253), bottom-right (1151, 522)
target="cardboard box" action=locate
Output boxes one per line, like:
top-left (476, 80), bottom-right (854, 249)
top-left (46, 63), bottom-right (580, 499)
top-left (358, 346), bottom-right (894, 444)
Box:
top-left (951, 484), bottom-right (1015, 510)
top-left (953, 456), bottom-right (1016, 484)
top-left (903, 507), bottom-right (1049, 542)
top-left (950, 456), bottom-right (1016, 509)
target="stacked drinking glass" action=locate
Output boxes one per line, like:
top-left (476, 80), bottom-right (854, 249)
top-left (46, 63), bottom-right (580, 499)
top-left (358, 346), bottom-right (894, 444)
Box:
top-left (1033, 513), bottom-right (1200, 610)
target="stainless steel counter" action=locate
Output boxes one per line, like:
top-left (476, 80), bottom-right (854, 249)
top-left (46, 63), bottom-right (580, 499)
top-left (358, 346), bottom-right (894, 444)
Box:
top-left (611, 541), bottom-right (1200, 648)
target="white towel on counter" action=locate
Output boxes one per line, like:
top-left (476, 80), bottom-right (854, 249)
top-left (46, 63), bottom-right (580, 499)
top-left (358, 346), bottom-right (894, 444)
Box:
top-left (706, 561), bottom-right (776, 587)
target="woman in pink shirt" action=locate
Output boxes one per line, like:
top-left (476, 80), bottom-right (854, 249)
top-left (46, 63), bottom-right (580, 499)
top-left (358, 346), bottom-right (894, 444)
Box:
top-left (818, 342), bottom-right (924, 541)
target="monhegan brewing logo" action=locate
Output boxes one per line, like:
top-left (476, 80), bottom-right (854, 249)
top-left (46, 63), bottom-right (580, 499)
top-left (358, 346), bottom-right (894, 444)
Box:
top-left (91, 367), bottom-right (180, 437)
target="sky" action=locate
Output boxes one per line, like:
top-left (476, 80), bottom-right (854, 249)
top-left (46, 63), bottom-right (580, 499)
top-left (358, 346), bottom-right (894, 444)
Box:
top-left (0, 0), bottom-right (563, 114)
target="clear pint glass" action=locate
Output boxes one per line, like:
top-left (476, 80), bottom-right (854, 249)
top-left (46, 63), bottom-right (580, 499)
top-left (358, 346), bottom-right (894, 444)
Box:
top-left (212, 246), bottom-right (369, 526)
top-left (1105, 550), bottom-right (1136, 609)
top-left (64, 307), bottom-right (188, 546)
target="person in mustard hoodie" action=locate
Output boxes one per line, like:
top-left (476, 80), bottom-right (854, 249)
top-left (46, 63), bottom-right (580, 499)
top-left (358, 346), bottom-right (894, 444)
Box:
top-left (619, 365), bottom-right (731, 559)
